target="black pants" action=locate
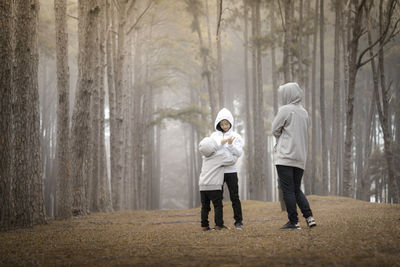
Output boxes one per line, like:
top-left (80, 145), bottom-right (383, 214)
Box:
top-left (276, 165), bottom-right (313, 224)
top-left (224, 172), bottom-right (243, 224)
top-left (200, 190), bottom-right (223, 227)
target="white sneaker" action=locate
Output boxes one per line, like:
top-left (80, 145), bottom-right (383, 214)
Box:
top-left (306, 216), bottom-right (316, 228)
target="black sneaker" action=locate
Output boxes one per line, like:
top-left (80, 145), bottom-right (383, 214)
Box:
top-left (280, 221), bottom-right (301, 230)
top-left (201, 226), bottom-right (211, 232)
top-left (306, 216), bottom-right (316, 228)
top-left (234, 222), bottom-right (244, 230)
top-left (213, 225), bottom-right (230, 230)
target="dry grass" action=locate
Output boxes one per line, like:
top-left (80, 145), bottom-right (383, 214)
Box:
top-left (1, 196), bottom-right (399, 266)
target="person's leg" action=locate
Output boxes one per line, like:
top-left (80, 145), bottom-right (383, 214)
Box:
top-left (224, 172), bottom-right (243, 224)
top-left (293, 167), bottom-right (313, 219)
top-left (276, 165), bottom-right (298, 223)
top-left (209, 190), bottom-right (224, 227)
top-left (200, 191), bottom-right (211, 227)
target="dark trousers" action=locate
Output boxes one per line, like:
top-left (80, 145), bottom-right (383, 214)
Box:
top-left (276, 165), bottom-right (313, 224)
top-left (224, 172), bottom-right (243, 224)
top-left (200, 190), bottom-right (223, 227)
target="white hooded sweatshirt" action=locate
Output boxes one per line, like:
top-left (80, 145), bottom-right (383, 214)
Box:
top-left (210, 108), bottom-right (244, 173)
top-left (271, 82), bottom-right (309, 170)
top-left (198, 137), bottom-right (238, 191)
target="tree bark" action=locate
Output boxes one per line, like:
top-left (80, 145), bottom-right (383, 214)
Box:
top-left (330, 0), bottom-right (342, 196)
top-left (343, 0), bottom-right (365, 198)
top-left (319, 0), bottom-right (328, 195)
top-left (0, 0), bottom-right (15, 230)
top-left (13, 0), bottom-right (46, 226)
top-left (311, 0), bottom-right (319, 194)
top-left (71, 0), bottom-right (100, 216)
top-left (54, 0), bottom-right (72, 219)
top-left (243, 0), bottom-right (253, 200)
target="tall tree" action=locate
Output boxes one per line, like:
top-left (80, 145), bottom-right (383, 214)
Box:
top-left (311, 0), bottom-right (319, 194)
top-left (54, 0), bottom-right (72, 219)
top-left (330, 0), bottom-right (341, 196)
top-left (70, 0), bottom-right (100, 215)
top-left (0, 0), bottom-right (15, 230)
top-left (13, 0), bottom-right (46, 226)
top-left (186, 0), bottom-right (218, 121)
top-left (216, 0), bottom-right (224, 108)
top-left (319, 0), bottom-right (328, 195)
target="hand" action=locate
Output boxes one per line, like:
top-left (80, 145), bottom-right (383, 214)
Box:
top-left (221, 139), bottom-right (228, 145)
top-left (227, 136), bottom-right (235, 145)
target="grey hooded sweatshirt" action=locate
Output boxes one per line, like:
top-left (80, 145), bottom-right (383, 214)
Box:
top-left (210, 108), bottom-right (244, 173)
top-left (198, 137), bottom-right (238, 191)
top-left (271, 82), bottom-right (309, 170)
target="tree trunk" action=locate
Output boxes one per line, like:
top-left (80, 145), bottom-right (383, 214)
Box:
top-left (243, 0), bottom-right (253, 200)
top-left (216, 0), bottom-right (224, 109)
top-left (283, 0), bottom-right (291, 82)
top-left (376, 0), bottom-right (399, 203)
top-left (54, 0), bottom-right (72, 219)
top-left (330, 0), bottom-right (341, 196)
top-left (311, 0), bottom-right (319, 194)
top-left (89, 1), bottom-right (101, 213)
top-left (343, 0), bottom-right (364, 198)
top-left (71, 0), bottom-right (100, 216)
top-left (319, 0), bottom-right (328, 195)
top-left (13, 0), bottom-right (46, 227)
top-left (0, 0), bottom-right (15, 230)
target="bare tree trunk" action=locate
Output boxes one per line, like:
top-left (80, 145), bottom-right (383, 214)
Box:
top-left (330, 0), bottom-right (341, 196)
top-left (13, 0), bottom-right (46, 226)
top-left (54, 0), bottom-right (72, 219)
top-left (0, 0), bottom-right (15, 230)
top-left (320, 0), bottom-right (328, 195)
top-left (89, 2), bottom-right (101, 213)
top-left (243, 0), bottom-right (253, 200)
top-left (71, 0), bottom-right (100, 216)
top-left (249, 0), bottom-right (258, 200)
top-left (343, 0), bottom-right (365, 198)
top-left (283, 0), bottom-right (291, 82)
top-left (216, 0), bottom-right (224, 109)
top-left (376, 0), bottom-right (399, 203)
top-left (311, 0), bottom-right (319, 194)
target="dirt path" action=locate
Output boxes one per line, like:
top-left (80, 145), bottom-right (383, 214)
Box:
top-left (1, 196), bottom-right (399, 266)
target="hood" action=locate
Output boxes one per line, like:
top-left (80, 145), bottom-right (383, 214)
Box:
top-left (278, 82), bottom-right (303, 106)
top-left (199, 137), bottom-right (218, 157)
top-left (214, 108), bottom-right (234, 132)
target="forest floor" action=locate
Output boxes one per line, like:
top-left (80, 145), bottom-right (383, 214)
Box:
top-left (0, 196), bottom-right (399, 266)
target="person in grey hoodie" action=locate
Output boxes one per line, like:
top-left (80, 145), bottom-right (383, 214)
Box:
top-left (198, 137), bottom-right (238, 231)
top-left (271, 82), bottom-right (316, 229)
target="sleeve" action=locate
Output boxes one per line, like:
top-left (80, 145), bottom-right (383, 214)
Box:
top-left (221, 151), bottom-right (238, 167)
top-left (226, 134), bottom-right (243, 157)
top-left (271, 106), bottom-right (290, 138)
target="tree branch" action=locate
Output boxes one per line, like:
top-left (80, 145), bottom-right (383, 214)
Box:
top-left (356, 0), bottom-right (399, 69)
top-left (216, 0), bottom-right (223, 36)
top-left (277, 0), bottom-right (286, 32)
top-left (126, 1), bottom-right (153, 34)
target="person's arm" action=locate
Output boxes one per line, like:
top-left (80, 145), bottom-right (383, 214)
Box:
top-left (226, 135), bottom-right (243, 157)
top-left (221, 151), bottom-right (238, 167)
top-left (271, 106), bottom-right (289, 138)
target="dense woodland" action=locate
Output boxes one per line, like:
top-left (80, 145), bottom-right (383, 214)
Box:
top-left (0, 0), bottom-right (399, 230)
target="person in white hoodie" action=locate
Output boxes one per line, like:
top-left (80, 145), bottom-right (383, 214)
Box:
top-left (210, 108), bottom-right (244, 230)
top-left (271, 82), bottom-right (316, 230)
top-left (198, 137), bottom-right (238, 231)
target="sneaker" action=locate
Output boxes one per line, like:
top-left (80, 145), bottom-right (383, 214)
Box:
top-left (234, 222), bottom-right (244, 230)
top-left (213, 225), bottom-right (230, 230)
top-left (280, 221), bottom-right (301, 230)
top-left (306, 216), bottom-right (316, 228)
top-left (201, 226), bottom-right (211, 232)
